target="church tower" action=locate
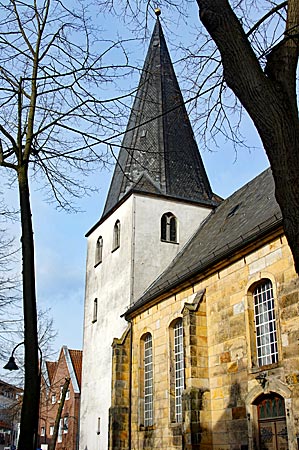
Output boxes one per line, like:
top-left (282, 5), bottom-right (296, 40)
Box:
top-left (80, 13), bottom-right (219, 450)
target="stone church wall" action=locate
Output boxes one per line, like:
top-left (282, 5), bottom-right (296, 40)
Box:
top-left (125, 233), bottom-right (299, 449)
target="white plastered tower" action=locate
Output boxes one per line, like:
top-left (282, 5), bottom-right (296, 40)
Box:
top-left (79, 15), bottom-right (220, 450)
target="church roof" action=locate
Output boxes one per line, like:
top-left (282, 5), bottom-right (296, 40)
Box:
top-left (124, 168), bottom-right (283, 317)
top-left (102, 17), bottom-right (218, 219)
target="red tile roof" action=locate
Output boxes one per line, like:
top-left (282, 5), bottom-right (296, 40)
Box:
top-left (46, 361), bottom-right (58, 384)
top-left (69, 350), bottom-right (82, 389)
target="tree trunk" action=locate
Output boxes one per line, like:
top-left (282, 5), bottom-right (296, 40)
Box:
top-left (49, 378), bottom-right (71, 450)
top-left (17, 164), bottom-right (40, 450)
top-left (196, 0), bottom-right (299, 273)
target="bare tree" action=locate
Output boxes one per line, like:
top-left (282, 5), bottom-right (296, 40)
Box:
top-left (105, 0), bottom-right (299, 273)
top-left (0, 1), bottom-right (138, 448)
top-left (0, 229), bottom-right (21, 360)
top-left (194, 0), bottom-right (299, 273)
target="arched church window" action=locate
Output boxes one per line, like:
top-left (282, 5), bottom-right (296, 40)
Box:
top-left (113, 220), bottom-right (120, 251)
top-left (161, 212), bottom-right (177, 243)
top-left (139, 333), bottom-right (154, 428)
top-left (252, 280), bottom-right (278, 367)
top-left (169, 318), bottom-right (184, 423)
top-left (95, 236), bottom-right (103, 265)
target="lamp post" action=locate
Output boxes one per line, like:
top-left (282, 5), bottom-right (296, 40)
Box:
top-left (4, 342), bottom-right (43, 449)
top-left (3, 342), bottom-right (25, 371)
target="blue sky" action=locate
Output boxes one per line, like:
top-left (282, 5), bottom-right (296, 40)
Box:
top-left (2, 3), bottom-right (270, 364)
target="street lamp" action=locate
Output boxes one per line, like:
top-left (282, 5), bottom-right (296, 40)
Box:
top-left (3, 341), bottom-right (43, 372)
top-left (3, 342), bottom-right (25, 371)
top-left (3, 341), bottom-right (43, 450)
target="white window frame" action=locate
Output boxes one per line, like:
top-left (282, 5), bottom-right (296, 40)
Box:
top-left (253, 280), bottom-right (278, 367)
top-left (51, 393), bottom-right (56, 404)
top-left (144, 334), bottom-right (153, 427)
top-left (58, 418), bottom-right (63, 442)
top-left (49, 425), bottom-right (54, 436)
top-left (174, 320), bottom-right (184, 422)
top-left (63, 416), bottom-right (69, 434)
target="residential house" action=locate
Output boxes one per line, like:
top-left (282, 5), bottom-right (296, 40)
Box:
top-left (0, 380), bottom-right (22, 449)
top-left (39, 346), bottom-right (82, 450)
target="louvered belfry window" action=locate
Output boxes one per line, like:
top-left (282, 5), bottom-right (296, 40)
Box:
top-left (113, 220), bottom-right (120, 250)
top-left (95, 236), bottom-right (103, 265)
top-left (161, 212), bottom-right (177, 243)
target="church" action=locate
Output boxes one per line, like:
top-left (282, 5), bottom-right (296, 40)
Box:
top-left (79, 12), bottom-right (299, 450)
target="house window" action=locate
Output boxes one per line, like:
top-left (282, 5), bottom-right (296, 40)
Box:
top-left (253, 280), bottom-right (278, 367)
top-left (113, 220), bottom-right (120, 250)
top-left (41, 427), bottom-right (45, 436)
top-left (63, 416), bottom-right (69, 433)
top-left (95, 236), bottom-right (103, 265)
top-left (161, 212), bottom-right (177, 243)
top-left (51, 393), bottom-right (56, 404)
top-left (92, 298), bottom-right (98, 323)
top-left (60, 385), bottom-right (70, 400)
top-left (169, 319), bottom-right (185, 422)
top-left (49, 425), bottom-right (54, 436)
top-left (58, 418), bottom-right (63, 442)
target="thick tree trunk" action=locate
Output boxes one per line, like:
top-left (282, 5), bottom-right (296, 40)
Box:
top-left (17, 165), bottom-right (40, 450)
top-left (196, 0), bottom-right (299, 273)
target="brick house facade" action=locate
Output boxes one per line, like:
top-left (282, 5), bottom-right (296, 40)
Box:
top-left (38, 346), bottom-right (82, 450)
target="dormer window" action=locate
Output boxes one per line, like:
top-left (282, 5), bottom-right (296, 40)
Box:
top-left (95, 236), bottom-right (103, 266)
top-left (113, 220), bottom-right (120, 251)
top-left (161, 212), bottom-right (177, 243)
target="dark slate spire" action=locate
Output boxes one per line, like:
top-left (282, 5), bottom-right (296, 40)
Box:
top-left (102, 14), bottom-right (218, 218)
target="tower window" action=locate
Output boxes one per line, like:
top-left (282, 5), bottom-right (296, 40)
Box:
top-left (113, 220), bottom-right (120, 251)
top-left (95, 236), bottom-right (103, 266)
top-left (92, 298), bottom-right (98, 323)
top-left (161, 212), bottom-right (177, 243)
top-left (253, 280), bottom-right (278, 367)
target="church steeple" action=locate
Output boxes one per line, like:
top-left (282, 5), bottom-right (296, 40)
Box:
top-left (102, 14), bottom-right (218, 218)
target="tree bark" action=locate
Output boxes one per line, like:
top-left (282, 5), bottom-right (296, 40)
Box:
top-left (196, 0), bottom-right (299, 273)
top-left (17, 164), bottom-right (40, 450)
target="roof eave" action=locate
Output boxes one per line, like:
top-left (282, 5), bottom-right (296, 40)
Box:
top-left (86, 189), bottom-right (220, 237)
top-left (124, 218), bottom-right (283, 320)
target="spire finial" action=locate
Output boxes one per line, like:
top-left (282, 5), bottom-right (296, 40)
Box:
top-left (154, 8), bottom-right (161, 17)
